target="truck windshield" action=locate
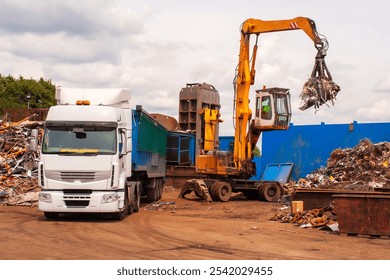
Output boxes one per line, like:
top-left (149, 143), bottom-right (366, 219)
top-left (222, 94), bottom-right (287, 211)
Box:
top-left (42, 125), bottom-right (116, 155)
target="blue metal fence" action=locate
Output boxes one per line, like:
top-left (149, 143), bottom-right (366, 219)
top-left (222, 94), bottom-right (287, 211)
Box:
top-left (220, 121), bottom-right (390, 180)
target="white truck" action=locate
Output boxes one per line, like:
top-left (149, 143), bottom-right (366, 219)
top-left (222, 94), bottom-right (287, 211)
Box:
top-left (37, 87), bottom-right (167, 220)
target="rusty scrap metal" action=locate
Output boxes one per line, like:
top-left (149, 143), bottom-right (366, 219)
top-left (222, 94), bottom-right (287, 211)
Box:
top-left (299, 47), bottom-right (341, 111)
top-left (0, 116), bottom-right (43, 206)
top-left (287, 139), bottom-right (390, 191)
top-left (271, 202), bottom-right (338, 230)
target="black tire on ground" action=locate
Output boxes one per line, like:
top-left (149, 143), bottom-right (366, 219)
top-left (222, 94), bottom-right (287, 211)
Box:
top-left (258, 183), bottom-right (282, 202)
top-left (210, 181), bottom-right (232, 202)
top-left (146, 187), bottom-right (159, 203)
top-left (158, 179), bottom-right (164, 200)
top-left (133, 184), bottom-right (141, 213)
top-left (113, 191), bottom-right (130, 220)
top-left (44, 212), bottom-right (59, 220)
top-left (128, 190), bottom-right (134, 215)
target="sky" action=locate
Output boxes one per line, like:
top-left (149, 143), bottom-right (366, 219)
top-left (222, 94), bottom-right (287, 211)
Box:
top-left (0, 0), bottom-right (389, 136)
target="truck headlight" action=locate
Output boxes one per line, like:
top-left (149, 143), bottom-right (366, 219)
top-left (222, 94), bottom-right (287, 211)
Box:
top-left (102, 193), bottom-right (119, 203)
top-left (39, 193), bottom-right (51, 202)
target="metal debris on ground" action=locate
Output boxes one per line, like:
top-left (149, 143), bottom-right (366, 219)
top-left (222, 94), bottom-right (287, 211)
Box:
top-left (270, 202), bottom-right (338, 231)
top-left (144, 201), bottom-right (176, 211)
top-left (0, 115), bottom-right (43, 206)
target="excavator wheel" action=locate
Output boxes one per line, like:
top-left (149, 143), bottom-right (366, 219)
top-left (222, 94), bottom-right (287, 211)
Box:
top-left (210, 181), bottom-right (232, 202)
top-left (258, 182), bottom-right (282, 202)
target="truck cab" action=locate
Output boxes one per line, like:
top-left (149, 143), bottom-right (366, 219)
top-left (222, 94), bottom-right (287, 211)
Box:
top-left (38, 87), bottom-right (166, 220)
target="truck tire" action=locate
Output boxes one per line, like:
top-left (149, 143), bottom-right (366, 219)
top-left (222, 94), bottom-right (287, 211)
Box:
top-left (133, 184), bottom-right (141, 213)
top-left (44, 212), bottom-right (59, 220)
top-left (158, 179), bottom-right (164, 200)
top-left (146, 178), bottom-right (161, 203)
top-left (258, 182), bottom-right (282, 202)
top-left (210, 181), bottom-right (232, 202)
top-left (113, 190), bottom-right (130, 220)
top-left (146, 187), bottom-right (159, 203)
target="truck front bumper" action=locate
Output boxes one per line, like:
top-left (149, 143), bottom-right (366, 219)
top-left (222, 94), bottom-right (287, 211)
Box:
top-left (38, 190), bottom-right (124, 213)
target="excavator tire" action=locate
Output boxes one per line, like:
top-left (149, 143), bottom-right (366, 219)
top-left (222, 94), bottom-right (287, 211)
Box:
top-left (258, 182), bottom-right (282, 202)
top-left (210, 181), bottom-right (232, 202)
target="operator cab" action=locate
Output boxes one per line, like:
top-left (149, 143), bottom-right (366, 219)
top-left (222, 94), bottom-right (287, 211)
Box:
top-left (254, 87), bottom-right (291, 131)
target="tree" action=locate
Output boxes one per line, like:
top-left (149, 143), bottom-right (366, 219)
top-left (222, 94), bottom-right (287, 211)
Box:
top-left (0, 74), bottom-right (56, 114)
top-left (252, 145), bottom-right (261, 157)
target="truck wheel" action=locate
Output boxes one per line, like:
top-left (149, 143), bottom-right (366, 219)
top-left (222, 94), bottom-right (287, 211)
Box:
top-left (210, 181), bottom-right (232, 202)
top-left (258, 183), bottom-right (282, 202)
top-left (128, 193), bottom-right (134, 215)
top-left (158, 179), bottom-right (164, 200)
top-left (113, 192), bottom-right (130, 220)
top-left (133, 184), bottom-right (141, 213)
top-left (146, 188), bottom-right (158, 203)
top-left (44, 212), bottom-right (59, 220)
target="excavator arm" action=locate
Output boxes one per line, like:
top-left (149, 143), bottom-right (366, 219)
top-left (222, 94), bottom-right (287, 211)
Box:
top-left (234, 17), bottom-right (340, 176)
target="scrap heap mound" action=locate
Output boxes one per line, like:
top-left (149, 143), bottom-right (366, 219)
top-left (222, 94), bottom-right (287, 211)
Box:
top-left (289, 138), bottom-right (390, 191)
top-left (0, 116), bottom-right (42, 206)
top-left (272, 139), bottom-right (390, 229)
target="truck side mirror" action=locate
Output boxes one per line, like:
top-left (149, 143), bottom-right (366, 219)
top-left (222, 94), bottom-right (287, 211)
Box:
top-left (119, 129), bottom-right (127, 156)
top-left (28, 129), bottom-right (39, 152)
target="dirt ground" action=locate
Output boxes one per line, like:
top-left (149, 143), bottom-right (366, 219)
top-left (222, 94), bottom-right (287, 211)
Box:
top-left (0, 187), bottom-right (389, 260)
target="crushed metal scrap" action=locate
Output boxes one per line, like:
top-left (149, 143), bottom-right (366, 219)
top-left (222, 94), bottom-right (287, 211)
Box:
top-left (0, 115), bottom-right (43, 206)
top-left (271, 203), bottom-right (339, 231)
top-left (286, 139), bottom-right (390, 191)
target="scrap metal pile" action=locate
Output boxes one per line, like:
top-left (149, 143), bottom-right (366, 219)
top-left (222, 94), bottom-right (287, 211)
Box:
top-left (0, 116), bottom-right (42, 206)
top-left (272, 139), bottom-right (389, 230)
top-left (288, 138), bottom-right (390, 191)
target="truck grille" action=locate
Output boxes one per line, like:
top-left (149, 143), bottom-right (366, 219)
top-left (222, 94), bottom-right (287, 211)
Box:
top-left (63, 190), bottom-right (91, 208)
top-left (64, 200), bottom-right (90, 208)
top-left (60, 171), bottom-right (95, 182)
top-left (45, 170), bottom-right (110, 182)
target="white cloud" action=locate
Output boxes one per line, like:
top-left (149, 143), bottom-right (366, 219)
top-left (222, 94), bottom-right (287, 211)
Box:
top-left (0, 0), bottom-right (148, 35)
top-left (375, 75), bottom-right (390, 92)
top-left (355, 99), bottom-right (390, 121)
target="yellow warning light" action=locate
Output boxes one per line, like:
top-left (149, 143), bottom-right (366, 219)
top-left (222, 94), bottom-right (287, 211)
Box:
top-left (76, 100), bottom-right (90, 105)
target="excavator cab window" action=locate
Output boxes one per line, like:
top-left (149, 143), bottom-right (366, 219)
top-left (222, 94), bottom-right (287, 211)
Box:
top-left (260, 96), bottom-right (272, 120)
top-left (274, 92), bottom-right (291, 127)
top-left (254, 87), bottom-right (291, 130)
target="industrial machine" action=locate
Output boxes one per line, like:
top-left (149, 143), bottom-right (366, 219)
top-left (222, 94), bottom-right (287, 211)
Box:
top-left (180, 17), bottom-right (340, 202)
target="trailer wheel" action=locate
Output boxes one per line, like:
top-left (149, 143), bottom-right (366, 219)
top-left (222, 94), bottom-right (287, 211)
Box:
top-left (258, 182), bottom-right (282, 202)
top-left (210, 181), bottom-right (232, 202)
top-left (158, 179), bottom-right (164, 200)
top-left (146, 187), bottom-right (159, 203)
top-left (146, 178), bottom-right (162, 203)
top-left (44, 212), bottom-right (59, 220)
